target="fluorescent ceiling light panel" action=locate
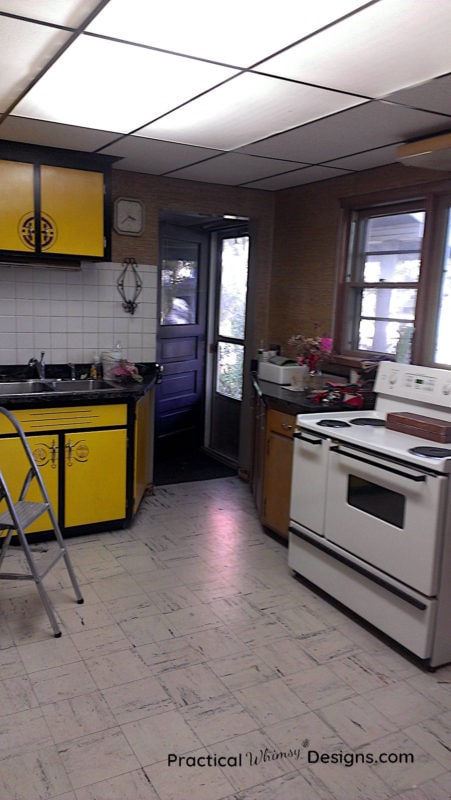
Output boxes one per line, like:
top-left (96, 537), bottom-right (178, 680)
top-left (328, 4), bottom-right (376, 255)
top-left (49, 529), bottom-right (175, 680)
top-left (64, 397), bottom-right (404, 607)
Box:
top-left (258, 0), bottom-right (451, 98)
top-left (138, 73), bottom-right (365, 150)
top-left (0, 0), bottom-right (101, 26)
top-left (0, 17), bottom-right (72, 108)
top-left (13, 35), bottom-right (236, 132)
top-left (87, 0), bottom-right (369, 66)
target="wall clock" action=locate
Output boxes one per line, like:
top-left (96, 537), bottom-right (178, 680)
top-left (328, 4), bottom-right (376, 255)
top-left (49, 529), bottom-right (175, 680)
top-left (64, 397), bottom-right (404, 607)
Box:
top-left (114, 197), bottom-right (145, 236)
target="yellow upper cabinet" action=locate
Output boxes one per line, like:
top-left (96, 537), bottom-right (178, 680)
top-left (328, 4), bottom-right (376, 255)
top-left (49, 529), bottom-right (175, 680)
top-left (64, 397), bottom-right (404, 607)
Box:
top-left (41, 165), bottom-right (104, 257)
top-left (0, 160), bottom-right (35, 252)
top-left (0, 153), bottom-right (109, 260)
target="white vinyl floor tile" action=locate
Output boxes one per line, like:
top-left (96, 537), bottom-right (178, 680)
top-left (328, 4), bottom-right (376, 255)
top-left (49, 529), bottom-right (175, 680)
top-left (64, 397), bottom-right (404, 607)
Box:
top-left (0, 476), bottom-right (449, 799)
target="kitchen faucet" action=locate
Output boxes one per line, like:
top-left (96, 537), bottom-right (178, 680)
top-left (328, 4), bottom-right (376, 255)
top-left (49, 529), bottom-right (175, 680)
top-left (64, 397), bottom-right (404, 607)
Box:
top-left (28, 352), bottom-right (45, 379)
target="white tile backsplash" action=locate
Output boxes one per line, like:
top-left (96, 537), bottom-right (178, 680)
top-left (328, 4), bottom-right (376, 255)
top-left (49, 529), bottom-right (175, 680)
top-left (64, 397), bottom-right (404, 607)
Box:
top-left (0, 261), bottom-right (158, 365)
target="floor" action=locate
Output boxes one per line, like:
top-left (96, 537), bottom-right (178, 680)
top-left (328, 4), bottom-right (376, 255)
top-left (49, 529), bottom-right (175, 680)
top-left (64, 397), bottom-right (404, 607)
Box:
top-left (0, 477), bottom-right (450, 800)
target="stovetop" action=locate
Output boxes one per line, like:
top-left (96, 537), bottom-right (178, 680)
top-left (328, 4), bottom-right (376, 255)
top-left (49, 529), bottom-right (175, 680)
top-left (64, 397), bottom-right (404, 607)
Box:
top-left (296, 409), bottom-right (451, 473)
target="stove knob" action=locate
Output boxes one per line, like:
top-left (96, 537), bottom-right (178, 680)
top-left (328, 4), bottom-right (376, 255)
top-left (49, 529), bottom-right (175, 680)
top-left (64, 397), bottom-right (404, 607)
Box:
top-left (389, 370), bottom-right (398, 385)
top-left (442, 382), bottom-right (451, 396)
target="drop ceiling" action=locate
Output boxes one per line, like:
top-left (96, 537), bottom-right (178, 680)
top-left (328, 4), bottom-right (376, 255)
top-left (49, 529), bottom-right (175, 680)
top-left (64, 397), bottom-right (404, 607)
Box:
top-left (1, 0), bottom-right (451, 190)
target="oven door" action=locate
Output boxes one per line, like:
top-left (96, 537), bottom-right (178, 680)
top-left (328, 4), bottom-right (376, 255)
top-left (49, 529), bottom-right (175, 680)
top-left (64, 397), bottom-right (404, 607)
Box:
top-left (323, 443), bottom-right (448, 596)
top-left (290, 429), bottom-right (329, 534)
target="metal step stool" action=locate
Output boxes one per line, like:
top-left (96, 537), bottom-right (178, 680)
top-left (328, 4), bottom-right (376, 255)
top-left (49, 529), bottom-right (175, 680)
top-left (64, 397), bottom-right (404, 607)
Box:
top-left (0, 407), bottom-right (83, 637)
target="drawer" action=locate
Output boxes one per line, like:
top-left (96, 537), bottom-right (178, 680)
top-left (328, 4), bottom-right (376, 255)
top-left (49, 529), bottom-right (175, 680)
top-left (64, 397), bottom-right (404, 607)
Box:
top-left (267, 408), bottom-right (296, 438)
top-left (0, 404), bottom-right (127, 434)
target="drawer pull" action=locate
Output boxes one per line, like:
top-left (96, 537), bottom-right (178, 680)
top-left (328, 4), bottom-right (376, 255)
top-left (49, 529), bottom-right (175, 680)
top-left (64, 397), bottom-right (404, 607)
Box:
top-left (281, 422), bottom-right (293, 430)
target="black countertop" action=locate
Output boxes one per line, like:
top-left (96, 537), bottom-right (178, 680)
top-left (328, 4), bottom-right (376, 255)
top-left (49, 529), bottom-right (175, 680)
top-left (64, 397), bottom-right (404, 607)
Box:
top-left (252, 375), bottom-right (325, 414)
top-left (0, 362), bottom-right (159, 410)
top-left (252, 374), bottom-right (375, 415)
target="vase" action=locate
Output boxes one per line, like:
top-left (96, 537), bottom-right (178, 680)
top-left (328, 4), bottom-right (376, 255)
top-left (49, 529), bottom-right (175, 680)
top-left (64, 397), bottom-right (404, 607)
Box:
top-left (308, 369), bottom-right (323, 390)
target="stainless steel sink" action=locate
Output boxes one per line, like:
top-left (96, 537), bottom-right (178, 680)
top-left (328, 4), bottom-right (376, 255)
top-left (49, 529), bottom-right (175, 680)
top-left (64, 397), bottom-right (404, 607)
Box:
top-left (0, 381), bottom-right (51, 395)
top-left (0, 378), bottom-right (123, 396)
top-left (49, 379), bottom-right (120, 392)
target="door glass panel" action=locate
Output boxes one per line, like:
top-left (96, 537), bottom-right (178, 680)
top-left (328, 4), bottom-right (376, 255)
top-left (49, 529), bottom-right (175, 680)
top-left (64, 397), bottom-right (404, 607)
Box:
top-left (216, 342), bottom-right (244, 400)
top-left (218, 237), bottom-right (249, 338)
top-left (161, 240), bottom-right (198, 325)
top-left (347, 475), bottom-right (405, 528)
top-left (435, 209), bottom-right (451, 364)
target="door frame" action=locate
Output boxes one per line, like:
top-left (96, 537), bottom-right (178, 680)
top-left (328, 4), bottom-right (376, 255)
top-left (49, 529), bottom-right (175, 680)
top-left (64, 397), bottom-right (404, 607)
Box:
top-left (156, 210), bottom-right (254, 474)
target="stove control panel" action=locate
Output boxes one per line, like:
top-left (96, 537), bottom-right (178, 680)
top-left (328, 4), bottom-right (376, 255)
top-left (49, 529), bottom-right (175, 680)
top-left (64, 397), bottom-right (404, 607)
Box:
top-left (374, 361), bottom-right (451, 410)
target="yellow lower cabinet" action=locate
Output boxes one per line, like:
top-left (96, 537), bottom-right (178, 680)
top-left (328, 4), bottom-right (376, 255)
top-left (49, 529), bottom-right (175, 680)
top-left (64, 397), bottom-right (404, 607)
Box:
top-left (0, 434), bottom-right (59, 535)
top-left (64, 428), bottom-right (127, 528)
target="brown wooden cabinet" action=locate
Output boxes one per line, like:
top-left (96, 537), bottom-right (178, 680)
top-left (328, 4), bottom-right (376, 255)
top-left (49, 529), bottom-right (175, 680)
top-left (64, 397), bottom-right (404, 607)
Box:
top-left (262, 407), bottom-right (295, 540)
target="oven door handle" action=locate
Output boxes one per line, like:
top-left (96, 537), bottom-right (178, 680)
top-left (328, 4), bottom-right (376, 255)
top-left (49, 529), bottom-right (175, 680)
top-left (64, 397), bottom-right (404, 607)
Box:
top-left (329, 445), bottom-right (427, 482)
top-left (294, 431), bottom-right (323, 445)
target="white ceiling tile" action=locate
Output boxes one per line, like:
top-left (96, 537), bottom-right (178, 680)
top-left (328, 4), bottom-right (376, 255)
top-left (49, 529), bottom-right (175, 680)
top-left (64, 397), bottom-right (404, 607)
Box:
top-left (239, 102), bottom-right (449, 164)
top-left (244, 165), bottom-right (350, 190)
top-left (258, 0), bottom-right (451, 98)
top-left (0, 0), bottom-right (101, 26)
top-left (167, 153), bottom-right (307, 184)
top-left (0, 17), bottom-right (73, 108)
top-left (102, 136), bottom-right (219, 173)
top-left (325, 144), bottom-right (399, 171)
top-left (0, 115), bottom-right (120, 151)
top-left (138, 73), bottom-right (365, 150)
top-left (384, 74), bottom-right (451, 116)
top-left (87, 0), bottom-right (368, 67)
top-left (13, 36), bottom-right (236, 132)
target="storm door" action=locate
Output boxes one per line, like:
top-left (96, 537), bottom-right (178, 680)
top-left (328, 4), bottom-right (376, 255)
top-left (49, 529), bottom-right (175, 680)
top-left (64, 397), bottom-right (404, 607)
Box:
top-left (208, 230), bottom-right (249, 464)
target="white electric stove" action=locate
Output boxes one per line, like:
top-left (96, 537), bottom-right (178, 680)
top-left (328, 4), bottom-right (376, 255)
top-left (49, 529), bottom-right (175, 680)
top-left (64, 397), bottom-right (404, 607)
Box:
top-left (289, 361), bottom-right (451, 668)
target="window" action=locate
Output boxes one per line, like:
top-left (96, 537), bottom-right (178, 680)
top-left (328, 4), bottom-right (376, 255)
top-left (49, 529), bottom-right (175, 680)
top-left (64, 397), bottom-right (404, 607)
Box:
top-left (335, 188), bottom-right (451, 367)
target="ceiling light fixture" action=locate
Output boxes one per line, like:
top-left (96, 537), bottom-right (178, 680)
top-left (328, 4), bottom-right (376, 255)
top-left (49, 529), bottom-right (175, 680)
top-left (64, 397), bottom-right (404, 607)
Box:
top-left (396, 131), bottom-right (451, 171)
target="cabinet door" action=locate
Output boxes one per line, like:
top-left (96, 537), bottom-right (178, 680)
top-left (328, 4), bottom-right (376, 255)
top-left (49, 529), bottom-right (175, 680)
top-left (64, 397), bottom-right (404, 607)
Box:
top-left (64, 429), bottom-right (127, 528)
top-left (262, 409), bottom-right (295, 539)
top-left (0, 160), bottom-right (35, 252)
top-left (41, 165), bottom-right (104, 257)
top-left (0, 434), bottom-right (59, 535)
top-left (262, 431), bottom-right (294, 539)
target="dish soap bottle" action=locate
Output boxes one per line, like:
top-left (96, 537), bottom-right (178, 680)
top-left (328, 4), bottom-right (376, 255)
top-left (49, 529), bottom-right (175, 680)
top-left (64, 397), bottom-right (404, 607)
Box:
top-left (89, 352), bottom-right (101, 379)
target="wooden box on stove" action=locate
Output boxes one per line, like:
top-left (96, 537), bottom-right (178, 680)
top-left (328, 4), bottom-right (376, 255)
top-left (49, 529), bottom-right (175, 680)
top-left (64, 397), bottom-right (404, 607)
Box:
top-left (386, 412), bottom-right (451, 443)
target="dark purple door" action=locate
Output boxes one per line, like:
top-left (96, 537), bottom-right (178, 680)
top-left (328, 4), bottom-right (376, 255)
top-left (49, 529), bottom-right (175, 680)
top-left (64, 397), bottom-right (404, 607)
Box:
top-left (155, 223), bottom-right (208, 457)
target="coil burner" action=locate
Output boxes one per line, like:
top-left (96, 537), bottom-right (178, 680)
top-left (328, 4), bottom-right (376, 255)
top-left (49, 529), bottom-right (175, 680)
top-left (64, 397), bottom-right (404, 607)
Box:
top-left (409, 446), bottom-right (451, 458)
top-left (350, 417), bottom-right (385, 427)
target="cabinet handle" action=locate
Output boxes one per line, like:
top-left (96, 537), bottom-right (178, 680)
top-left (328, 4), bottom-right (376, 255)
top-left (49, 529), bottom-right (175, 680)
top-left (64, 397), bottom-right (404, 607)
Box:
top-left (66, 439), bottom-right (73, 467)
top-left (51, 439), bottom-right (58, 469)
top-left (281, 422), bottom-right (293, 430)
top-left (294, 431), bottom-right (323, 444)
